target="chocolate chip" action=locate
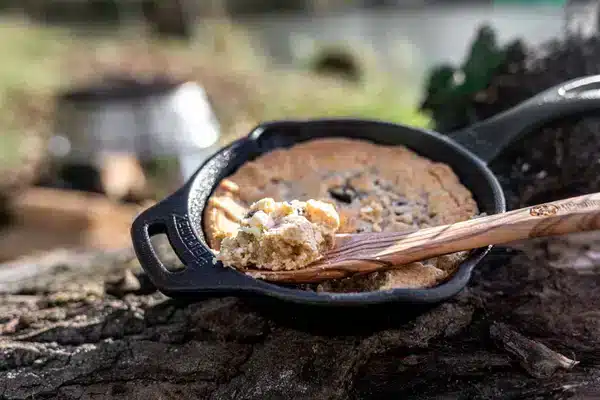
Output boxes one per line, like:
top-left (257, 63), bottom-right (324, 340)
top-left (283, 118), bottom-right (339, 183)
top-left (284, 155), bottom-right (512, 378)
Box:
top-left (329, 185), bottom-right (357, 203)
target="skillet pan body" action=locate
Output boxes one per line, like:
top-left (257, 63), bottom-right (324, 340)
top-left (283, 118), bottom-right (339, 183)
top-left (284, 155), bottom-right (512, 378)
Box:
top-left (132, 75), bottom-right (600, 306)
top-left (132, 119), bottom-right (503, 306)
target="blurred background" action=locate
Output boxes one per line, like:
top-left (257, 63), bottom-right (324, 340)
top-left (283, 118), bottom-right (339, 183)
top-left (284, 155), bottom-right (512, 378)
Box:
top-left (0, 0), bottom-right (589, 262)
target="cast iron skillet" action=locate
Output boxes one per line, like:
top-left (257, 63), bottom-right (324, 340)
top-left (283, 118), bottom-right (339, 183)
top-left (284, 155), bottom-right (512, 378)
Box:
top-left (131, 75), bottom-right (600, 307)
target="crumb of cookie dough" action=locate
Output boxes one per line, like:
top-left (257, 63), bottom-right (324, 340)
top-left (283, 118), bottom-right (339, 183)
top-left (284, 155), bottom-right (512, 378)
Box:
top-left (217, 198), bottom-right (340, 271)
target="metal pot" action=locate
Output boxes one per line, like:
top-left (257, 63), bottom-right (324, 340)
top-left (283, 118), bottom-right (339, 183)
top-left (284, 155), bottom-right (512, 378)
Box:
top-left (50, 76), bottom-right (221, 181)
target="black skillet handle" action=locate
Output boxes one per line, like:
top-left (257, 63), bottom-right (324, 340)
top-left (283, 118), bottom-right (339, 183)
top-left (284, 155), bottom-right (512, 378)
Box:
top-left (130, 151), bottom-right (267, 296)
top-left (448, 75), bottom-right (600, 163)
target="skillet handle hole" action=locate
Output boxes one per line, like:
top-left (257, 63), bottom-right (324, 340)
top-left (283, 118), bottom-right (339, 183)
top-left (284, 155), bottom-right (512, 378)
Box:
top-left (561, 78), bottom-right (600, 97)
top-left (146, 223), bottom-right (186, 272)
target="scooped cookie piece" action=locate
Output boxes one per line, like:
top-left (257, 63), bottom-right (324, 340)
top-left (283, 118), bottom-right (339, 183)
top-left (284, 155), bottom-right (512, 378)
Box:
top-left (217, 198), bottom-right (340, 271)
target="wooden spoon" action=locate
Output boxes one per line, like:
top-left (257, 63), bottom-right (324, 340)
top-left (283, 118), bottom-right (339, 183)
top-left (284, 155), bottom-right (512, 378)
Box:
top-left (242, 192), bottom-right (600, 283)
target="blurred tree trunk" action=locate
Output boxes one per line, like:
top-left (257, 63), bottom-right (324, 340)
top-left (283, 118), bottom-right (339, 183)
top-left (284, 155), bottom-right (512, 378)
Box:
top-left (564, 0), bottom-right (600, 38)
top-left (199, 0), bottom-right (228, 18)
top-left (142, 0), bottom-right (198, 39)
top-left (21, 0), bottom-right (51, 21)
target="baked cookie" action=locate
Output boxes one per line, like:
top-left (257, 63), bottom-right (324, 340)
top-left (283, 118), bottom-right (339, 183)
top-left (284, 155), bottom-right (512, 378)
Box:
top-left (204, 138), bottom-right (479, 292)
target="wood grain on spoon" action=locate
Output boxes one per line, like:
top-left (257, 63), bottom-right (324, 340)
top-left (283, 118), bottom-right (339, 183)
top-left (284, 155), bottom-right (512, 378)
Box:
top-left (243, 193), bottom-right (600, 283)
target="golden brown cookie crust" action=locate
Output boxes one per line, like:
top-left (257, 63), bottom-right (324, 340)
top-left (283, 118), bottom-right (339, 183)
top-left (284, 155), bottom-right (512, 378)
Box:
top-left (204, 138), bottom-right (479, 291)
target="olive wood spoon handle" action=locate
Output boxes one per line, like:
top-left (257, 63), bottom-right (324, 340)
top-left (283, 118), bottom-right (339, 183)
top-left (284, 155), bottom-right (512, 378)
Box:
top-left (243, 192), bottom-right (600, 283)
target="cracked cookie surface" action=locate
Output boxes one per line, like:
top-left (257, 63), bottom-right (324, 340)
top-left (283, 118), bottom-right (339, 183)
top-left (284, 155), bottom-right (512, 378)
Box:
top-left (204, 138), bottom-right (479, 292)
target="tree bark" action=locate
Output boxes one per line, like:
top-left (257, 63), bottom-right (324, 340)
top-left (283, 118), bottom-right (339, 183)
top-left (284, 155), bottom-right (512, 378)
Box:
top-left (2, 204), bottom-right (600, 399)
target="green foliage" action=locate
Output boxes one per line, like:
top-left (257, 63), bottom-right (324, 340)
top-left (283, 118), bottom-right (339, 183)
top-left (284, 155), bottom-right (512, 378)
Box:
top-left (460, 26), bottom-right (505, 95)
top-left (0, 129), bottom-right (22, 168)
top-left (421, 24), bottom-right (516, 132)
top-left (259, 71), bottom-right (431, 129)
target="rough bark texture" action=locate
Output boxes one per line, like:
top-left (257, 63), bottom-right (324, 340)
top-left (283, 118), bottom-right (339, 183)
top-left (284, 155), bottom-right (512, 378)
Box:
top-left (1, 234), bottom-right (599, 400)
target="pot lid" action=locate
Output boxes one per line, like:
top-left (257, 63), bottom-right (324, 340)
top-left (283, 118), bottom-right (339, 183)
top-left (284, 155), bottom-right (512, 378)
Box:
top-left (57, 74), bottom-right (185, 104)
